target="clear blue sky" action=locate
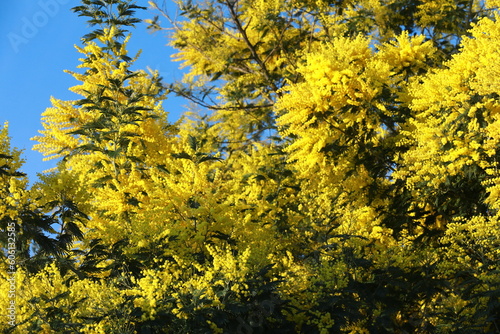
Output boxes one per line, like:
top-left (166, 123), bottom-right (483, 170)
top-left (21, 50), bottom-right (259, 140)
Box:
top-left (0, 0), bottom-right (186, 183)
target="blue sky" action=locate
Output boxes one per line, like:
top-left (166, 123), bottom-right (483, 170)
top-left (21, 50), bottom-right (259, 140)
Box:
top-left (0, 0), bottom-right (186, 183)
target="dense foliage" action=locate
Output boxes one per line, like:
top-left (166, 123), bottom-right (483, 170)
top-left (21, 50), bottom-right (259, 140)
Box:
top-left (2, 0), bottom-right (500, 332)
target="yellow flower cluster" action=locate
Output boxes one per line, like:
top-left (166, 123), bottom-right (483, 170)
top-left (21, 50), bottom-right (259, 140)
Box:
top-left (395, 15), bottom-right (500, 205)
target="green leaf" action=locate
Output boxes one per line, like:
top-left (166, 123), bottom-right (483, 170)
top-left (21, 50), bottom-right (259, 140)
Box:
top-left (92, 175), bottom-right (114, 188)
top-left (103, 148), bottom-right (122, 159)
top-left (172, 152), bottom-right (192, 160)
top-left (187, 135), bottom-right (198, 151)
top-left (197, 155), bottom-right (222, 163)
